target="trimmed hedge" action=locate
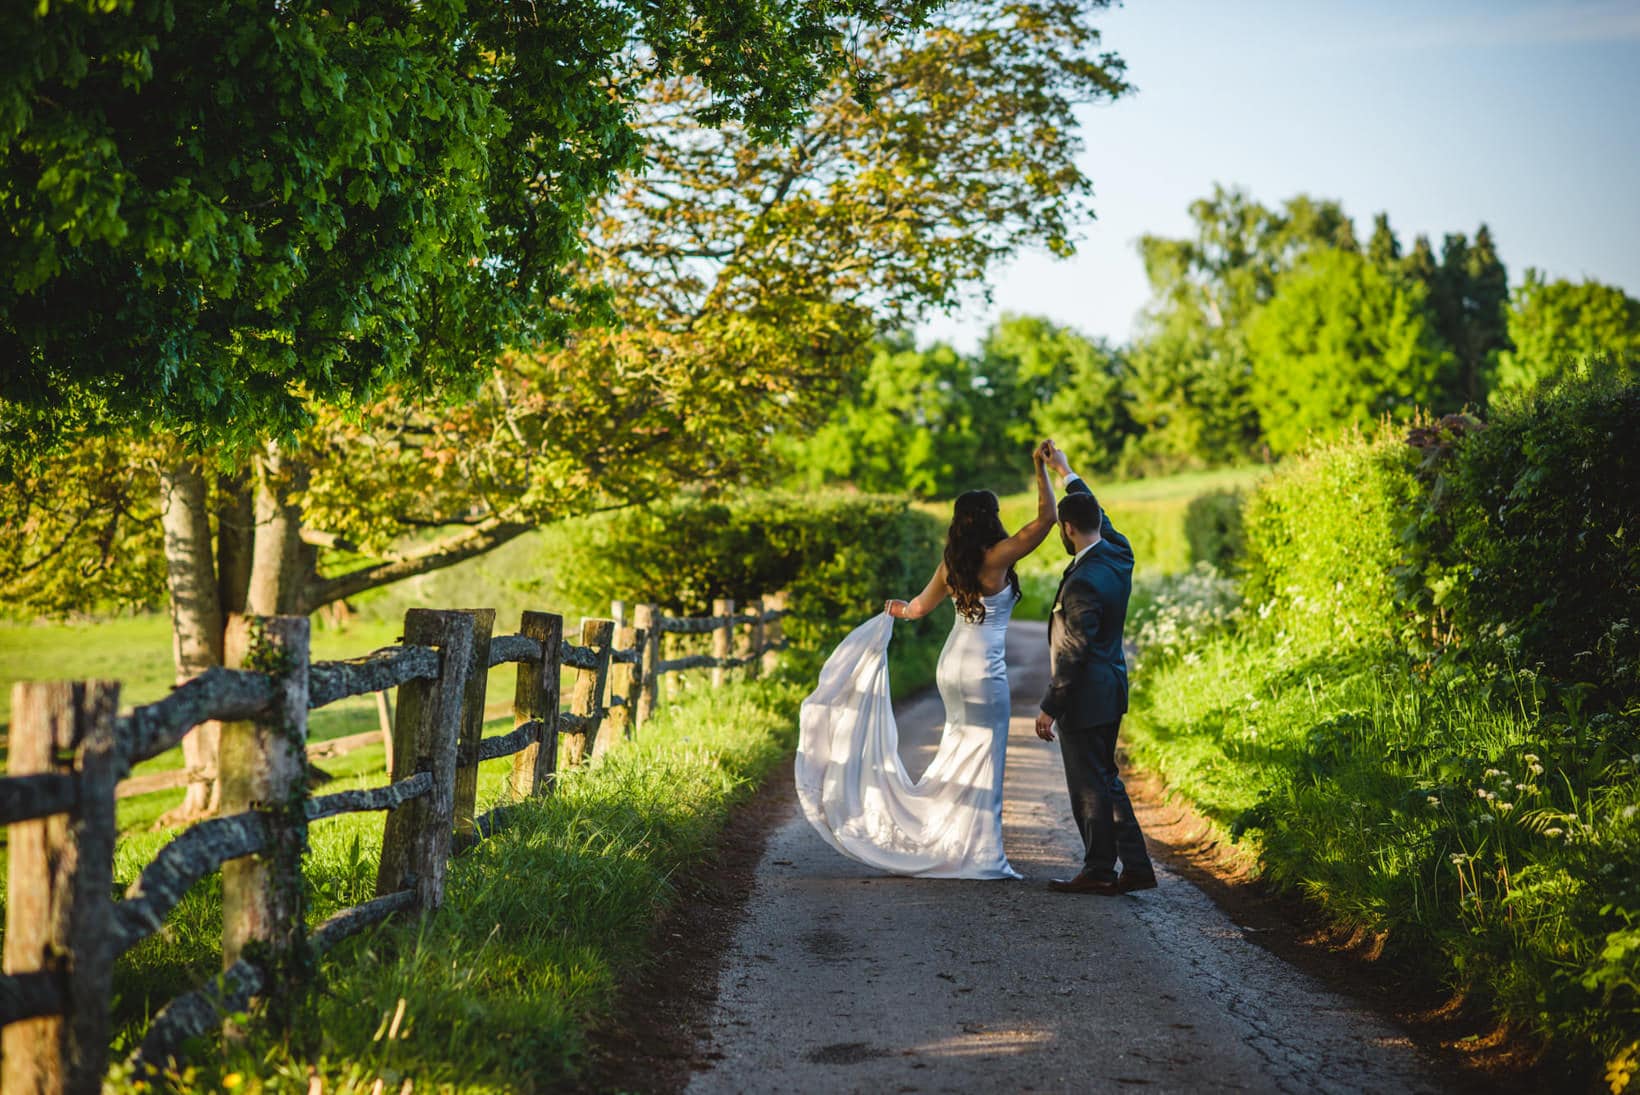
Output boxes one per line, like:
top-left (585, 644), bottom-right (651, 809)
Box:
top-left (1238, 429), bottom-right (1419, 650)
top-left (550, 491), bottom-right (952, 696)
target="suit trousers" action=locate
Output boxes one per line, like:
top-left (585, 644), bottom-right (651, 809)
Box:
top-left (1058, 718), bottom-right (1152, 881)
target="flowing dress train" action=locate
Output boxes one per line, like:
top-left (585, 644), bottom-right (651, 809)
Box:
top-left (795, 589), bottom-right (1020, 879)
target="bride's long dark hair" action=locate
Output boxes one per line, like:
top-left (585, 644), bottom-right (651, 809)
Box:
top-left (944, 490), bottom-right (1019, 623)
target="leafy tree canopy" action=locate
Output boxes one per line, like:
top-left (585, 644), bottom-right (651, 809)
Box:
top-left (983, 314), bottom-right (1131, 476)
top-left (1124, 186), bottom-right (1351, 468)
top-left (293, 0), bottom-right (1128, 600)
top-left (0, 0), bottom-right (935, 463)
top-left (1246, 247), bottom-right (1451, 455)
top-left (2, 0), bottom-right (1129, 616)
top-left (780, 314), bottom-right (1130, 499)
top-left (1492, 270), bottom-right (1640, 394)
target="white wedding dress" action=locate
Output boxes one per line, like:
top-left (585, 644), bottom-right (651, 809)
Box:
top-left (795, 588), bottom-right (1021, 879)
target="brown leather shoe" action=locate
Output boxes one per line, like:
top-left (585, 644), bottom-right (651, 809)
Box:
top-left (1118, 870), bottom-right (1159, 893)
top-left (1047, 872), bottom-right (1121, 895)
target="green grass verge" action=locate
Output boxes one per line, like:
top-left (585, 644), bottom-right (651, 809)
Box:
top-left (85, 675), bottom-right (801, 1092)
top-left (1123, 626), bottom-right (1640, 1082)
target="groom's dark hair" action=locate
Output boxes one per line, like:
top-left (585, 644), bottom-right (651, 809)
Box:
top-left (1058, 492), bottom-right (1101, 534)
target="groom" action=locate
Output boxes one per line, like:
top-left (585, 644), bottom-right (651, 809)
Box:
top-left (1033, 442), bottom-right (1157, 896)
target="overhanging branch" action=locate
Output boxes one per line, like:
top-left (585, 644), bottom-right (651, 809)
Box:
top-left (304, 521), bottom-right (533, 608)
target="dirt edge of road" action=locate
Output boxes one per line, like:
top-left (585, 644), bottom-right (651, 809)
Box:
top-left (570, 762), bottom-right (800, 1095)
top-left (575, 745), bottom-right (1562, 1095)
top-left (1127, 765), bottom-right (1561, 1094)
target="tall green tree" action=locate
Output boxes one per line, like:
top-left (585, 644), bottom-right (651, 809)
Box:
top-left (1367, 212), bottom-right (1402, 268)
top-left (1402, 233), bottom-right (1438, 288)
top-left (980, 313), bottom-right (1132, 475)
top-left (781, 337), bottom-right (992, 497)
top-left (1125, 186), bottom-right (1352, 469)
top-left (297, 0), bottom-right (1128, 576)
top-left (4, 0), bottom-right (928, 457)
top-left (782, 313), bottom-right (1130, 498)
top-left (1246, 248), bottom-right (1451, 454)
top-left (1491, 270), bottom-right (1640, 393)
top-left (1, 0), bottom-right (941, 813)
top-left (1422, 227), bottom-right (1510, 407)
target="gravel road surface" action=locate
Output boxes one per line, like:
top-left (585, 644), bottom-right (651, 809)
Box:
top-left (685, 619), bottom-right (1446, 1095)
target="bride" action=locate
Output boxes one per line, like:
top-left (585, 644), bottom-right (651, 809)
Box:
top-left (795, 441), bottom-right (1058, 878)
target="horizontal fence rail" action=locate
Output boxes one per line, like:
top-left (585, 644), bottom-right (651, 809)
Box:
top-left (0, 590), bottom-right (790, 1093)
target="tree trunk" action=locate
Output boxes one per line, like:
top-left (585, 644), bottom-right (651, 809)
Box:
top-left (216, 472), bottom-right (254, 617)
top-left (159, 459), bottom-right (224, 817)
top-left (246, 443), bottom-right (311, 617)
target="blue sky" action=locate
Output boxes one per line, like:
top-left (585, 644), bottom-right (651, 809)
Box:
top-left (916, 0), bottom-right (1640, 350)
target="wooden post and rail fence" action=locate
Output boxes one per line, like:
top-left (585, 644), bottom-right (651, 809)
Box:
top-left (0, 593), bottom-right (787, 1093)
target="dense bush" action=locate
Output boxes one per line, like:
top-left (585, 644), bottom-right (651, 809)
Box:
top-left (1238, 429), bottom-right (1419, 649)
top-left (1124, 630), bottom-right (1640, 1087)
top-left (1183, 489), bottom-right (1245, 572)
top-left (1122, 377), bottom-right (1640, 1086)
top-left (1442, 377), bottom-right (1639, 700)
top-left (550, 491), bottom-right (951, 694)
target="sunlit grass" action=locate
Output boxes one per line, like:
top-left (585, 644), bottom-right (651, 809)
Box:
top-left (29, 677), bottom-right (799, 1092)
top-left (1124, 620), bottom-right (1640, 1076)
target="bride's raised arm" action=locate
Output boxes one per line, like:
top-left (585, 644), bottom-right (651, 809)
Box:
top-left (984, 442), bottom-right (1057, 570)
top-left (885, 562), bottom-right (949, 620)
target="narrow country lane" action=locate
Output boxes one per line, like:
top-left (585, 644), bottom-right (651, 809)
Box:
top-left (685, 619), bottom-right (1446, 1095)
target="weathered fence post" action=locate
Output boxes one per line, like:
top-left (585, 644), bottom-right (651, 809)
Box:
top-left (610, 600), bottom-right (626, 631)
top-left (2, 681), bottom-right (119, 1095)
top-left (711, 598), bottom-right (734, 688)
top-left (376, 610), bottom-right (476, 910)
top-left (739, 602), bottom-right (760, 681)
top-left (626, 622), bottom-right (646, 734)
top-left (374, 689), bottom-right (395, 774)
top-left (595, 624), bottom-right (639, 760)
top-left (762, 592), bottom-right (787, 675)
top-left (219, 615), bottom-right (310, 1033)
top-left (509, 611), bottom-right (563, 799)
top-left (562, 618), bottom-right (613, 770)
top-left (633, 603), bottom-right (660, 728)
top-left (450, 609), bottom-right (496, 849)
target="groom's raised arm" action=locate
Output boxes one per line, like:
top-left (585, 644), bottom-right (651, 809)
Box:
top-left (1046, 443), bottom-right (1092, 502)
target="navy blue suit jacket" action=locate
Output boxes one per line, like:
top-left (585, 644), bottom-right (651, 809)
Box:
top-left (1041, 478), bottom-right (1133, 729)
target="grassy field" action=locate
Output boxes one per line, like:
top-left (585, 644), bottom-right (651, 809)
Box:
top-left (0, 522), bottom-right (621, 827)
